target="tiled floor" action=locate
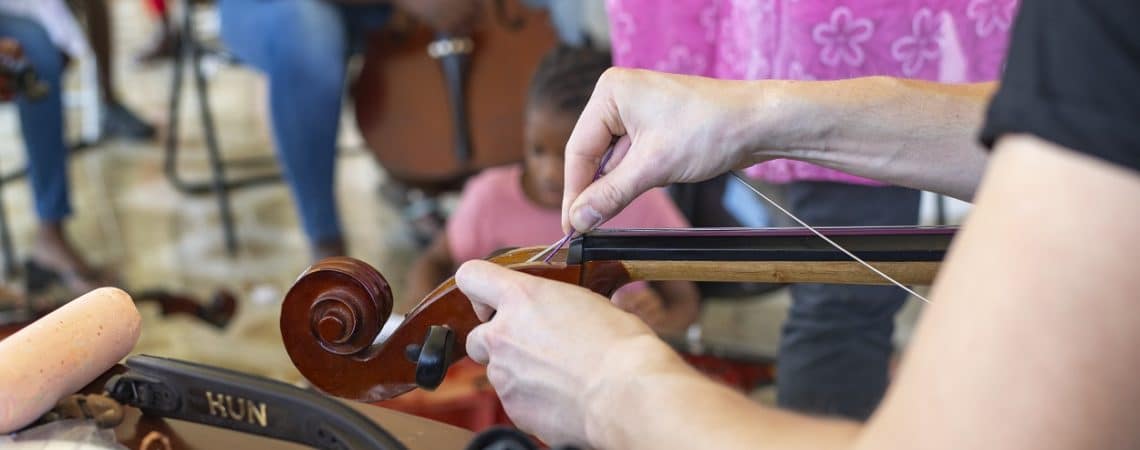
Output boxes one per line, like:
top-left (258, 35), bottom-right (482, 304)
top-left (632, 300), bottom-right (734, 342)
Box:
top-left (0, 1), bottom-right (928, 391)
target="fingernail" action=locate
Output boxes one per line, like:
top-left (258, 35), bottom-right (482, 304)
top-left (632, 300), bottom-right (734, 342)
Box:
top-left (572, 205), bottom-right (604, 232)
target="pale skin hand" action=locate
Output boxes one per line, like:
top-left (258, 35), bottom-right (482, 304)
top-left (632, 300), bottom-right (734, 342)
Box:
top-left (457, 261), bottom-right (662, 447)
top-left (463, 135), bottom-right (1140, 449)
top-left (562, 68), bottom-right (995, 233)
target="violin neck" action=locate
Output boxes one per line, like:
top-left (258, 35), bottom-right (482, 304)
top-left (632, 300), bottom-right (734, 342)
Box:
top-left (617, 260), bottom-right (941, 285)
top-left (571, 227), bottom-right (955, 289)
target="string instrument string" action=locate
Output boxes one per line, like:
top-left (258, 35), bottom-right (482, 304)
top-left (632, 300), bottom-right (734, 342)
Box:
top-left (729, 172), bottom-right (932, 303)
top-left (529, 146), bottom-right (932, 304)
top-left (527, 143), bottom-right (617, 263)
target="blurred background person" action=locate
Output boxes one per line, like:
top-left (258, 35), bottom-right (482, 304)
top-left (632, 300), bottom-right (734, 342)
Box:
top-left (219, 0), bottom-right (478, 261)
top-left (0, 11), bottom-right (108, 303)
top-left (74, 0), bottom-right (157, 140)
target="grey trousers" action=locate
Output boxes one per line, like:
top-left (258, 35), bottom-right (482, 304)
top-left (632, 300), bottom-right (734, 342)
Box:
top-left (776, 181), bottom-right (921, 420)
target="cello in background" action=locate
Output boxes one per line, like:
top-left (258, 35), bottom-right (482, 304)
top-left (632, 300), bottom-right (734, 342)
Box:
top-left (353, 0), bottom-right (558, 200)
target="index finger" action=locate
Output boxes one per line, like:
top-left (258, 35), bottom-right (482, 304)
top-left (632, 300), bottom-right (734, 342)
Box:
top-left (454, 260), bottom-right (537, 313)
top-left (562, 70), bottom-right (627, 234)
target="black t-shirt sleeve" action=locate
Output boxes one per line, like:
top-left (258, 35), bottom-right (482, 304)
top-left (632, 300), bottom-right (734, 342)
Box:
top-left (980, 0), bottom-right (1140, 173)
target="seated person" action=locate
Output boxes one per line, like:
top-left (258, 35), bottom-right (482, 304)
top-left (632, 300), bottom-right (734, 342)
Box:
top-left (0, 15), bottom-right (105, 301)
top-left (220, 0), bottom-right (477, 261)
top-left (75, 0), bottom-right (156, 139)
top-left (406, 46), bottom-right (700, 334)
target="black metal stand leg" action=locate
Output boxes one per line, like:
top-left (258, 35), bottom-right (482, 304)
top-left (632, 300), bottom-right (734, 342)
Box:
top-left (161, 0), bottom-right (285, 258)
top-left (0, 174), bottom-right (15, 278)
top-left (190, 48), bottom-right (238, 255)
top-left (182, 0), bottom-right (238, 256)
top-left (163, 3), bottom-right (185, 189)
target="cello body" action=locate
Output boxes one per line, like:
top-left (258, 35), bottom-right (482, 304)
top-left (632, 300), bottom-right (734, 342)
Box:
top-left (353, 1), bottom-right (560, 192)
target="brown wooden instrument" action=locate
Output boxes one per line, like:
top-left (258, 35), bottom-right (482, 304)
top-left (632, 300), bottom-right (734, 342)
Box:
top-left (353, 0), bottom-right (558, 192)
top-left (281, 226), bottom-right (954, 403)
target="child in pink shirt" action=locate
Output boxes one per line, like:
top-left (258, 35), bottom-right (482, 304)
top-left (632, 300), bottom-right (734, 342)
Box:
top-left (405, 45), bottom-right (700, 333)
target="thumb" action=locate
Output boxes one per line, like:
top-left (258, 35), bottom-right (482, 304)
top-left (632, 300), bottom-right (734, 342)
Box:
top-left (567, 158), bottom-right (657, 233)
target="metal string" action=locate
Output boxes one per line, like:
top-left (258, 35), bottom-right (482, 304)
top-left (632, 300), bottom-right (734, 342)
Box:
top-left (528, 143), bottom-right (617, 263)
top-left (729, 172), bottom-right (931, 304)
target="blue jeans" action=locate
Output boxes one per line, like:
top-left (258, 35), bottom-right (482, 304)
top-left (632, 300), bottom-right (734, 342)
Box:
top-left (0, 14), bottom-right (70, 223)
top-left (219, 0), bottom-right (391, 245)
top-left (776, 182), bottom-right (920, 420)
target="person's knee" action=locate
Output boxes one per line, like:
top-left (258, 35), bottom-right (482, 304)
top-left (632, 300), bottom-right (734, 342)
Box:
top-left (223, 0), bottom-right (347, 90)
top-left (0, 17), bottom-right (64, 80)
top-left (263, 37), bottom-right (346, 92)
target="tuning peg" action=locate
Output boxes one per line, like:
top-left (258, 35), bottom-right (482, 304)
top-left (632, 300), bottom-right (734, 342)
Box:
top-left (405, 325), bottom-right (455, 390)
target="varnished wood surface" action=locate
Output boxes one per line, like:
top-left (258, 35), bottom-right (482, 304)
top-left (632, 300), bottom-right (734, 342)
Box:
top-left (621, 260), bottom-right (941, 285)
top-left (282, 256), bottom-right (581, 402)
top-left (282, 230), bottom-right (949, 403)
top-left (353, 1), bottom-right (558, 188)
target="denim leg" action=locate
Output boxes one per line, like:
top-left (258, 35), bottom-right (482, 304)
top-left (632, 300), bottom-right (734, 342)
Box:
top-left (0, 14), bottom-right (70, 222)
top-left (776, 182), bottom-right (921, 420)
top-left (523, 0), bottom-right (586, 45)
top-left (220, 0), bottom-right (352, 244)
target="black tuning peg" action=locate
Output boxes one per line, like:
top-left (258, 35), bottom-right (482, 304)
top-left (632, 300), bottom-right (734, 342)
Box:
top-left (404, 325), bottom-right (455, 390)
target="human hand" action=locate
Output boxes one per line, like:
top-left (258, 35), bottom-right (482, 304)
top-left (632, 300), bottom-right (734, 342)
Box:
top-left (562, 68), bottom-right (787, 233)
top-left (610, 282), bottom-right (665, 329)
top-left (391, 0), bottom-right (480, 34)
top-left (457, 260), bottom-right (673, 447)
top-left (0, 39), bottom-right (24, 102)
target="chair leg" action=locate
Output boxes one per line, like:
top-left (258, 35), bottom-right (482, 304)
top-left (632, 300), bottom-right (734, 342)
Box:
top-left (163, 2), bottom-right (185, 193)
top-left (191, 42), bottom-right (238, 257)
top-left (0, 177), bottom-right (15, 279)
top-left (162, 0), bottom-right (287, 257)
top-left (184, 0), bottom-right (238, 256)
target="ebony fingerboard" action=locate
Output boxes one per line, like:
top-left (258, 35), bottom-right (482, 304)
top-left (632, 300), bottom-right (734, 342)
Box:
top-left (567, 227), bottom-right (956, 264)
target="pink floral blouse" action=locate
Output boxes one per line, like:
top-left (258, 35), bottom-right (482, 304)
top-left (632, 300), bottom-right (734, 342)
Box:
top-left (606, 0), bottom-right (1017, 185)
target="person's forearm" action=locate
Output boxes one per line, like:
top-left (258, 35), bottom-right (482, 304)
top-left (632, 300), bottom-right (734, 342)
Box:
top-left (586, 336), bottom-right (860, 450)
top-left (752, 77), bottom-right (996, 200)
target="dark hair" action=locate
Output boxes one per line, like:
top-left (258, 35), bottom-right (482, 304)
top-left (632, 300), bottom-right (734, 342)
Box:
top-left (527, 44), bottom-right (613, 116)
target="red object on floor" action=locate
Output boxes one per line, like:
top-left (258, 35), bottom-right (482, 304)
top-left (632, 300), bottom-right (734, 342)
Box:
top-left (375, 359), bottom-right (509, 432)
top-left (680, 353), bottom-right (775, 392)
top-left (375, 354), bottom-right (774, 432)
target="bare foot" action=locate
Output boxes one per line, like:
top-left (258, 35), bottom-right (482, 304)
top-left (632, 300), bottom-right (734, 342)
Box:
top-left (28, 223), bottom-right (105, 295)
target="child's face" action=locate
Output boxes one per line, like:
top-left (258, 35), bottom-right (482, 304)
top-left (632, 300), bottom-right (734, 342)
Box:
top-left (522, 105), bottom-right (577, 209)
